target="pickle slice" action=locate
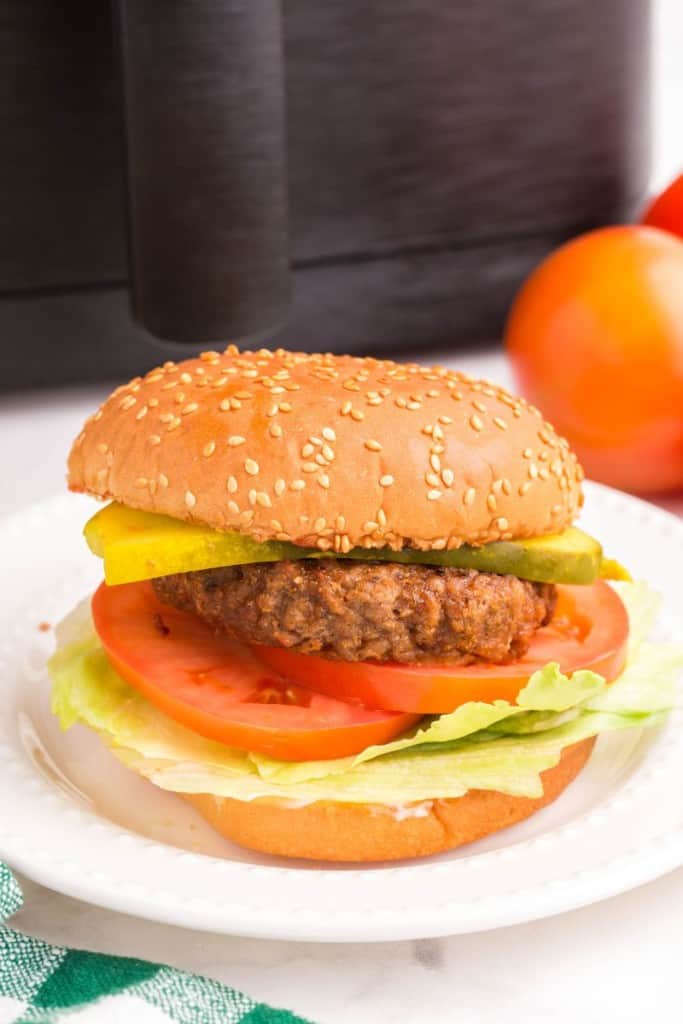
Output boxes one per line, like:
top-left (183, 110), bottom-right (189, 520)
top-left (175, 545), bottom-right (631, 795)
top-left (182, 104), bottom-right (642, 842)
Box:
top-left (84, 502), bottom-right (619, 587)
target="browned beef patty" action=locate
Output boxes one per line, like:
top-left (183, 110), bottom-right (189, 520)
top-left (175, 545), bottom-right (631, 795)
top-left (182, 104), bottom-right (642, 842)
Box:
top-left (152, 561), bottom-right (556, 664)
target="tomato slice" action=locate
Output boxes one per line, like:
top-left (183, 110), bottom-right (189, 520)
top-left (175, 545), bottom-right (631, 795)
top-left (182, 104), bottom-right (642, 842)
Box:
top-left (91, 581), bottom-right (419, 762)
top-left (256, 582), bottom-right (629, 714)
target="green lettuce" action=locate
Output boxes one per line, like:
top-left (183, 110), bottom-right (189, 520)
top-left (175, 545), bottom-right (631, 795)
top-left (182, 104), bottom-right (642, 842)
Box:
top-left (48, 584), bottom-right (682, 805)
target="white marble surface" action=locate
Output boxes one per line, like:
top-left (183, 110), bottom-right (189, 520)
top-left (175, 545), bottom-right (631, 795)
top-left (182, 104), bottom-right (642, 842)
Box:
top-left (3, 2), bottom-right (683, 1019)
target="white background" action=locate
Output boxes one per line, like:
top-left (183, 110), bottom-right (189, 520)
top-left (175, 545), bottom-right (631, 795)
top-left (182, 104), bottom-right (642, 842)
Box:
top-left (2, 1), bottom-right (682, 1021)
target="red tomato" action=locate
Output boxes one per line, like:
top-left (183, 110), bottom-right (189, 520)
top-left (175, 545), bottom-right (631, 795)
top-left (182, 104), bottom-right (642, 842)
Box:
top-left (505, 226), bottom-right (683, 494)
top-left (91, 581), bottom-right (419, 761)
top-left (643, 174), bottom-right (683, 238)
top-left (256, 582), bottom-right (629, 714)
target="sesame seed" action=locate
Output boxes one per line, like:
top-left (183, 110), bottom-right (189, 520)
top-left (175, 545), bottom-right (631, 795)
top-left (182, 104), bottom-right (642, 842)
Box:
top-left (451, 391), bottom-right (463, 401)
top-left (167, 417), bottom-right (181, 431)
top-left (472, 400), bottom-right (487, 413)
top-left (487, 494), bottom-right (497, 511)
top-left (427, 389), bottom-right (440, 398)
top-left (314, 517), bottom-right (327, 532)
top-left (234, 390), bottom-right (252, 400)
top-left (179, 372), bottom-right (192, 384)
top-left (427, 489), bottom-right (443, 501)
top-left (395, 396), bottom-right (407, 409)
top-left (240, 510), bottom-right (254, 525)
top-left (302, 462), bottom-right (318, 473)
top-left (302, 443), bottom-right (315, 458)
top-left (228, 501), bottom-right (240, 514)
top-left (407, 401), bottom-right (421, 410)
top-left (523, 448), bottom-right (534, 459)
top-left (134, 476), bottom-right (148, 488)
top-left (493, 416), bottom-right (508, 431)
top-left (430, 453), bottom-right (441, 472)
top-left (273, 478), bottom-right (286, 497)
top-left (322, 444), bottom-right (335, 462)
top-left (248, 489), bottom-right (256, 506)
top-left (442, 468), bottom-right (454, 487)
top-left (202, 441), bottom-right (216, 457)
top-left (502, 478), bottom-right (512, 495)
top-left (158, 473), bottom-right (169, 488)
top-left (350, 409), bottom-right (364, 422)
top-left (336, 515), bottom-right (346, 531)
top-left (496, 517), bottom-right (509, 531)
top-left (136, 406), bottom-right (148, 421)
top-left (343, 379), bottom-right (360, 391)
top-left (363, 520), bottom-right (378, 533)
top-left (228, 435), bottom-right (246, 446)
top-left (528, 463), bottom-right (539, 479)
top-left (230, 398), bottom-right (242, 410)
top-left (379, 474), bottom-right (394, 487)
top-left (519, 481), bottom-right (532, 496)
top-left (245, 458), bottom-right (259, 476)
top-left (255, 491), bottom-right (272, 507)
top-left (368, 396), bottom-right (383, 406)
top-left (279, 402), bottom-right (293, 412)
top-left (322, 427), bottom-right (336, 442)
top-left (315, 453), bottom-right (327, 466)
top-left (266, 404), bottom-right (279, 418)
top-left (539, 467), bottom-right (550, 480)
top-left (120, 395), bottom-right (136, 410)
top-left (470, 414), bottom-right (484, 432)
top-left (463, 487), bottom-right (476, 506)
top-left (227, 476), bottom-right (238, 493)
top-left (422, 425), bottom-right (434, 436)
top-left (377, 508), bottom-right (388, 527)
top-left (492, 478), bottom-right (504, 494)
top-left (318, 474), bottom-right (331, 488)
top-left (438, 415), bottom-right (452, 425)
top-left (219, 399), bottom-right (231, 411)
top-left (182, 402), bottom-right (199, 415)
top-left (290, 480), bottom-right (306, 491)
top-left (185, 490), bottom-right (196, 508)
top-left (426, 472), bottom-right (440, 487)
top-left (365, 439), bottom-right (383, 452)
top-left (269, 422), bottom-right (283, 438)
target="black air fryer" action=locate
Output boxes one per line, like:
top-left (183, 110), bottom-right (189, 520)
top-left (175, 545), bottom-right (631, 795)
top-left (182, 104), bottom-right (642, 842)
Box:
top-left (1, 0), bottom-right (650, 388)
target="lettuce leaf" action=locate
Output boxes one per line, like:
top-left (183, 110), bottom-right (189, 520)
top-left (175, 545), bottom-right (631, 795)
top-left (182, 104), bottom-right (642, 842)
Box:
top-left (48, 583), bottom-right (682, 805)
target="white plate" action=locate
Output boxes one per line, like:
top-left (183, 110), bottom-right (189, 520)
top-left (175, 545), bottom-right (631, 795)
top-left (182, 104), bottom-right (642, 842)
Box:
top-left (0, 483), bottom-right (681, 942)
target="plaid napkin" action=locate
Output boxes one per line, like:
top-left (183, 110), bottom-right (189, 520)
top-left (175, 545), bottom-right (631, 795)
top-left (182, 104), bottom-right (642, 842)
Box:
top-left (0, 865), bottom-right (311, 1024)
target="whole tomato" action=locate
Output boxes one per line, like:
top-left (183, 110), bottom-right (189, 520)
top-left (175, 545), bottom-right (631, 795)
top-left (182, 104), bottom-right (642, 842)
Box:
top-left (505, 225), bottom-right (683, 494)
top-left (643, 173), bottom-right (683, 238)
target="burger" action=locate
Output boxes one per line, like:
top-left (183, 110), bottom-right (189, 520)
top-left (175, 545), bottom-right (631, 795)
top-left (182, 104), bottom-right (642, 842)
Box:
top-left (49, 347), bottom-right (679, 862)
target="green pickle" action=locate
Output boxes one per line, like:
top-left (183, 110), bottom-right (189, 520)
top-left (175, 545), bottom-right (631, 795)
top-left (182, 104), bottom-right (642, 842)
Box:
top-left (85, 502), bottom-right (625, 587)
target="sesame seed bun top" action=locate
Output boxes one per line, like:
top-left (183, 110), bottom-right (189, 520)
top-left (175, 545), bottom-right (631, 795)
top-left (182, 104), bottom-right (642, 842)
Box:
top-left (68, 346), bottom-right (584, 551)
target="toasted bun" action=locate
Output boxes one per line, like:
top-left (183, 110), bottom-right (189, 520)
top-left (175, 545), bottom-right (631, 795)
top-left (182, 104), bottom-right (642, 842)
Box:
top-left (68, 346), bottom-right (583, 550)
top-left (183, 738), bottom-right (594, 862)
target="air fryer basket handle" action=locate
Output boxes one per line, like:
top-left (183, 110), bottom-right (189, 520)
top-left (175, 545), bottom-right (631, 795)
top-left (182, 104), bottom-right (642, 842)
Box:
top-left (115, 0), bottom-right (290, 345)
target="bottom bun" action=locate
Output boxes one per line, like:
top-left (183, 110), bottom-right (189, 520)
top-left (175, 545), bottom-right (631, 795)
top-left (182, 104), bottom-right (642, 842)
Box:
top-left (183, 738), bottom-right (595, 863)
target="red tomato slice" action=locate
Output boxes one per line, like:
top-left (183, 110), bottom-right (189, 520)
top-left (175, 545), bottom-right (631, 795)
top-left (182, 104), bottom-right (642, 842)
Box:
top-left (91, 581), bottom-right (419, 762)
top-left (256, 582), bottom-right (629, 714)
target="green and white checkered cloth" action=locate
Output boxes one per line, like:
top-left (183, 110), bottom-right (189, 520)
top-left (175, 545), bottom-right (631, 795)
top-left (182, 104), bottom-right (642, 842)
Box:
top-left (0, 865), bottom-right (311, 1024)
